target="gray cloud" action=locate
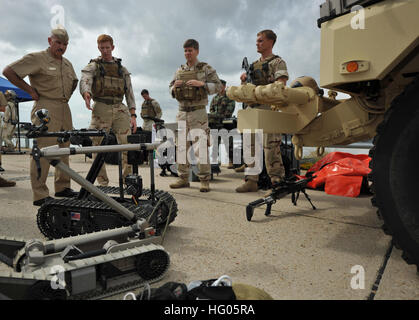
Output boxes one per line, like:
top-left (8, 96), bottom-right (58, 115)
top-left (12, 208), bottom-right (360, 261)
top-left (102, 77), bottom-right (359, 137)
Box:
top-left (0, 0), bottom-right (325, 127)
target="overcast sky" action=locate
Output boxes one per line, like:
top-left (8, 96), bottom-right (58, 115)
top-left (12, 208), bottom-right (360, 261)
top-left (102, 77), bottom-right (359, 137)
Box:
top-left (0, 0), bottom-right (326, 128)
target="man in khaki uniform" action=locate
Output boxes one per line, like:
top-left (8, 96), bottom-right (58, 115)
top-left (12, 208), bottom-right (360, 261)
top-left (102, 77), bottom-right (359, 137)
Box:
top-left (0, 92), bottom-right (15, 187)
top-left (141, 89), bottom-right (162, 131)
top-left (236, 29), bottom-right (288, 193)
top-left (3, 28), bottom-right (78, 203)
top-left (80, 34), bottom-right (137, 186)
top-left (169, 39), bottom-right (222, 192)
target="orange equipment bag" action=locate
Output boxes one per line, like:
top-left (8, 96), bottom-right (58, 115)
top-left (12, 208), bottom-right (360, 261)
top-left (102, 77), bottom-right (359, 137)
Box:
top-left (304, 152), bottom-right (371, 197)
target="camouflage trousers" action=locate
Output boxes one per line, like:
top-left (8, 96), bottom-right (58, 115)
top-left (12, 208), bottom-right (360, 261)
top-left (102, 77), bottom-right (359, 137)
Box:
top-left (89, 101), bottom-right (132, 186)
top-left (142, 119), bottom-right (155, 132)
top-left (176, 107), bottom-right (211, 182)
top-left (30, 99), bottom-right (73, 201)
top-left (245, 133), bottom-right (285, 183)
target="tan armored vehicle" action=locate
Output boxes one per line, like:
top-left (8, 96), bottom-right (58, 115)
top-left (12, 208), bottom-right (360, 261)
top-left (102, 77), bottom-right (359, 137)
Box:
top-left (228, 0), bottom-right (419, 268)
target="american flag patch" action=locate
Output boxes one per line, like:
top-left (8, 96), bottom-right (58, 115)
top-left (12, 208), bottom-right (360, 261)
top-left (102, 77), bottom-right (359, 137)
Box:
top-left (71, 212), bottom-right (81, 221)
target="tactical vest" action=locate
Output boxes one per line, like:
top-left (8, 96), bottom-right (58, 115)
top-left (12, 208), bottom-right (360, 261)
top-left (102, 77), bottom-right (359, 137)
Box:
top-left (174, 63), bottom-right (208, 102)
top-left (141, 99), bottom-right (157, 118)
top-left (91, 58), bottom-right (126, 99)
top-left (250, 55), bottom-right (280, 85)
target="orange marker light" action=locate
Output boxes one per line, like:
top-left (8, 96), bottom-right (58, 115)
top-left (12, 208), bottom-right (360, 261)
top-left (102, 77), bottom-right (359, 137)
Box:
top-left (346, 61), bottom-right (359, 73)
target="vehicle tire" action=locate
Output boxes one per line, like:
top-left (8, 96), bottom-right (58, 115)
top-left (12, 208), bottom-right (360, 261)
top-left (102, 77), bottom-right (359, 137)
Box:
top-left (369, 76), bottom-right (419, 269)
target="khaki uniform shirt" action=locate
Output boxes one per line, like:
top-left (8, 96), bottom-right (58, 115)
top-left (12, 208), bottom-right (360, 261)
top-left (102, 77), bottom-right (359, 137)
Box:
top-left (79, 57), bottom-right (136, 110)
top-left (8, 48), bottom-right (78, 101)
top-left (169, 60), bottom-right (222, 108)
top-left (141, 99), bottom-right (162, 119)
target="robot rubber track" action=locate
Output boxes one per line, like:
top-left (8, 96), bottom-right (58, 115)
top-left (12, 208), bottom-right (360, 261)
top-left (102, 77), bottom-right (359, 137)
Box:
top-left (37, 188), bottom-right (178, 240)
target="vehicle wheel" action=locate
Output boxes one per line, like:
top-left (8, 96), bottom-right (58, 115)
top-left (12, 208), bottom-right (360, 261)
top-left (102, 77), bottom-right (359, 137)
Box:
top-left (369, 76), bottom-right (419, 269)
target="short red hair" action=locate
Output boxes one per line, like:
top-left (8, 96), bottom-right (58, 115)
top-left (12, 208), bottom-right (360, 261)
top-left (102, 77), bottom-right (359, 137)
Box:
top-left (97, 34), bottom-right (114, 46)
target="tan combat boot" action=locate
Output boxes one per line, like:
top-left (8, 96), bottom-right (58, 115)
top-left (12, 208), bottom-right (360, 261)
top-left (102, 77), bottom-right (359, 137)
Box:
top-left (169, 178), bottom-right (190, 189)
top-left (235, 180), bottom-right (258, 193)
top-left (234, 164), bottom-right (246, 173)
top-left (227, 162), bottom-right (234, 169)
top-left (0, 176), bottom-right (16, 188)
top-left (200, 180), bottom-right (210, 193)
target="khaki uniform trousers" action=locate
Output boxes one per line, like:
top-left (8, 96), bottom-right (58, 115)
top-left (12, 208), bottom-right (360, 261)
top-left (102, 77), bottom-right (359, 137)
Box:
top-left (89, 101), bottom-right (131, 186)
top-left (30, 99), bottom-right (73, 201)
top-left (244, 106), bottom-right (285, 183)
top-left (176, 108), bottom-right (211, 182)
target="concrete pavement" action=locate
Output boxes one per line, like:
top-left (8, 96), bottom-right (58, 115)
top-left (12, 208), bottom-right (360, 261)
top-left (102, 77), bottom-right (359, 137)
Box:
top-left (0, 152), bottom-right (417, 300)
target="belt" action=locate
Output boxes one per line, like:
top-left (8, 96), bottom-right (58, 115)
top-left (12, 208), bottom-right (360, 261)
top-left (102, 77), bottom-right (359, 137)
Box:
top-left (37, 97), bottom-right (69, 104)
top-left (94, 97), bottom-right (124, 105)
top-left (179, 105), bottom-right (206, 112)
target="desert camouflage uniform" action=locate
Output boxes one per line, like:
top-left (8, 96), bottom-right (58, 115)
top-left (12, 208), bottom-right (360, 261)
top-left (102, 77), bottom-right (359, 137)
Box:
top-left (1, 99), bottom-right (18, 150)
top-left (209, 93), bottom-right (235, 118)
top-left (209, 92), bottom-right (236, 163)
top-left (80, 57), bottom-right (136, 186)
top-left (169, 60), bottom-right (222, 182)
top-left (7, 48), bottom-right (78, 201)
top-left (141, 99), bottom-right (162, 131)
top-left (245, 54), bottom-right (288, 183)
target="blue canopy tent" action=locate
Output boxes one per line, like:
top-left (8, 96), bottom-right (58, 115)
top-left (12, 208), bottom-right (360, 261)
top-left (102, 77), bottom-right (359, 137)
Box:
top-left (0, 76), bottom-right (33, 153)
top-left (0, 76), bottom-right (32, 102)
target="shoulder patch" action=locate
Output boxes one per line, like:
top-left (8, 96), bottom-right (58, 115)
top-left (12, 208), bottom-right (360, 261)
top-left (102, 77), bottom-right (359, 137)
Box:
top-left (268, 55), bottom-right (281, 63)
top-left (196, 62), bottom-right (208, 70)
